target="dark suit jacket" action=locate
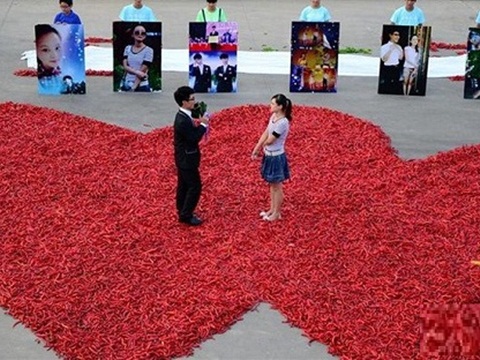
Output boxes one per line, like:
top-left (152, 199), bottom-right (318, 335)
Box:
top-left (189, 64), bottom-right (212, 93)
top-left (174, 110), bottom-right (207, 169)
top-left (214, 64), bottom-right (236, 92)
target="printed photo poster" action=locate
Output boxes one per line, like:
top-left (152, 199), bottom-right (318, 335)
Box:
top-left (112, 21), bottom-right (162, 92)
top-left (189, 21), bottom-right (238, 93)
top-left (378, 25), bottom-right (431, 96)
top-left (35, 24), bottom-right (86, 95)
top-left (290, 21), bottom-right (340, 93)
top-left (464, 28), bottom-right (480, 99)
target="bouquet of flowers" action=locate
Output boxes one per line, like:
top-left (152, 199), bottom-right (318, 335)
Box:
top-left (191, 101), bottom-right (210, 142)
top-left (191, 101), bottom-right (208, 119)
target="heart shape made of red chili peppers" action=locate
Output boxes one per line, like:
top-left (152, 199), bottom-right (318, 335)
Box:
top-left (1, 102), bottom-right (480, 359)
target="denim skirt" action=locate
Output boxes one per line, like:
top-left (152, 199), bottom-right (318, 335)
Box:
top-left (261, 153), bottom-right (290, 183)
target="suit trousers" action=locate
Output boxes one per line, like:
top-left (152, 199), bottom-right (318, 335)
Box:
top-left (379, 65), bottom-right (402, 94)
top-left (176, 167), bottom-right (202, 220)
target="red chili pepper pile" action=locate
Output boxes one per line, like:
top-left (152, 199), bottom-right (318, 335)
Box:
top-left (430, 41), bottom-right (466, 52)
top-left (449, 75), bottom-right (466, 82)
top-left (1, 102), bottom-right (480, 359)
top-left (85, 37), bottom-right (113, 45)
top-left (420, 303), bottom-right (480, 357)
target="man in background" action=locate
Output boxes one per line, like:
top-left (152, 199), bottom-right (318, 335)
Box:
top-left (390, 0), bottom-right (425, 26)
top-left (54, 0), bottom-right (82, 24)
top-left (119, 0), bottom-right (157, 22)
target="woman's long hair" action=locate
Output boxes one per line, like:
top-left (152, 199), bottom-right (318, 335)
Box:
top-left (411, 36), bottom-right (419, 53)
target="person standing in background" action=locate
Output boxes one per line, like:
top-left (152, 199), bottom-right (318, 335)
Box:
top-left (119, 0), bottom-right (157, 22)
top-left (54, 0), bottom-right (82, 24)
top-left (390, 0), bottom-right (425, 26)
top-left (196, 0), bottom-right (228, 22)
top-left (299, 0), bottom-right (331, 22)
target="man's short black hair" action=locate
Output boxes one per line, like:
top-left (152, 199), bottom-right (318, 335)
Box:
top-left (60, 0), bottom-right (73, 6)
top-left (219, 53), bottom-right (228, 59)
top-left (174, 86), bottom-right (194, 107)
top-left (193, 53), bottom-right (202, 60)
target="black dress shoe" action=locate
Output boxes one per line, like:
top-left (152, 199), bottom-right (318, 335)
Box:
top-left (179, 215), bottom-right (203, 226)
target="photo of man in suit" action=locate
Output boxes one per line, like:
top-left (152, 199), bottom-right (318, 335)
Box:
top-left (209, 25), bottom-right (219, 37)
top-left (189, 53), bottom-right (212, 93)
top-left (173, 86), bottom-right (210, 226)
top-left (214, 52), bottom-right (236, 92)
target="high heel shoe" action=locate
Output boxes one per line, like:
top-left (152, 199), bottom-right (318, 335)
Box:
top-left (259, 210), bottom-right (271, 217)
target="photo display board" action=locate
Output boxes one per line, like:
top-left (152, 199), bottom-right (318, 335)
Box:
top-left (290, 21), bottom-right (340, 93)
top-left (464, 27), bottom-right (480, 99)
top-left (378, 25), bottom-right (431, 96)
top-left (188, 21), bottom-right (238, 93)
top-left (35, 24), bottom-right (86, 95)
top-left (113, 21), bottom-right (162, 92)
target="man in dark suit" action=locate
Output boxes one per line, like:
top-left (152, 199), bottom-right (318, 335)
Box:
top-left (173, 86), bottom-right (210, 226)
top-left (214, 53), bottom-right (236, 92)
top-left (208, 25), bottom-right (219, 37)
top-left (189, 53), bottom-right (212, 93)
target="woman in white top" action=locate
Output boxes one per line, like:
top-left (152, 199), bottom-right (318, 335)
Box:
top-left (403, 35), bottom-right (420, 95)
top-left (251, 94), bottom-right (293, 222)
top-left (121, 25), bottom-right (154, 92)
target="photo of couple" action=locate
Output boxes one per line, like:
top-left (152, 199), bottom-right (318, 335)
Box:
top-left (378, 24), bottom-right (431, 96)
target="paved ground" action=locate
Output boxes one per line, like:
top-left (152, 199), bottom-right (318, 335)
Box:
top-left (1, 0), bottom-right (479, 359)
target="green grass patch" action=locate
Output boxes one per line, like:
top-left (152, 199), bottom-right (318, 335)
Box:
top-left (261, 45), bottom-right (278, 52)
top-left (339, 47), bottom-right (372, 55)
